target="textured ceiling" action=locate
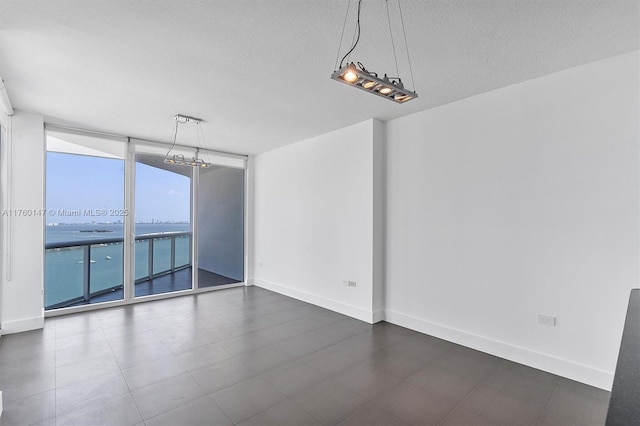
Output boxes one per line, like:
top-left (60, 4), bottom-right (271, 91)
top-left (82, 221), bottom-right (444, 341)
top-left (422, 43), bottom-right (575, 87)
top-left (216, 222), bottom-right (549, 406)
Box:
top-left (1, 0), bottom-right (638, 155)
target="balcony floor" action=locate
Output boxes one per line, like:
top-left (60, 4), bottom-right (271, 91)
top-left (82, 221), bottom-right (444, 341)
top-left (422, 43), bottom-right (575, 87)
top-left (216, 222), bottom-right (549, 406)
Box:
top-left (69, 267), bottom-right (241, 307)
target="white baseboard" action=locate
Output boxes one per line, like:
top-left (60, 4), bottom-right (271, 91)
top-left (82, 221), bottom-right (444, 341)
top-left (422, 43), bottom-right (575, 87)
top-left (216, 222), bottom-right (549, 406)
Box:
top-left (0, 390), bottom-right (3, 418)
top-left (385, 309), bottom-right (613, 390)
top-left (1, 315), bottom-right (45, 335)
top-left (372, 309), bottom-right (385, 323)
top-left (254, 278), bottom-right (376, 323)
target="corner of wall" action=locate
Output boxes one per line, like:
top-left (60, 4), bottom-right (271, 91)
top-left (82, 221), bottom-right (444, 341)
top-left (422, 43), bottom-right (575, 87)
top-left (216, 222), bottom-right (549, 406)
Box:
top-left (372, 309), bottom-right (385, 323)
top-left (1, 110), bottom-right (46, 333)
top-left (252, 121), bottom-right (381, 324)
top-left (254, 278), bottom-right (378, 323)
top-left (246, 155), bottom-right (255, 286)
top-left (1, 315), bottom-right (45, 335)
top-left (372, 118), bottom-right (386, 317)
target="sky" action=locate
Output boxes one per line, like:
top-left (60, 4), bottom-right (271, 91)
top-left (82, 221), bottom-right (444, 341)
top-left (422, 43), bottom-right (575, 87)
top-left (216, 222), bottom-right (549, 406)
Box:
top-left (46, 152), bottom-right (191, 224)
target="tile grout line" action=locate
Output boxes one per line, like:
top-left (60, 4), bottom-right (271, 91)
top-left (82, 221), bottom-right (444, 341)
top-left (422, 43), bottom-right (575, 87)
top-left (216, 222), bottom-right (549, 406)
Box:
top-left (183, 359), bottom-right (236, 424)
top-left (535, 376), bottom-right (562, 424)
top-left (423, 348), bottom-right (497, 425)
top-left (101, 315), bottom-right (146, 426)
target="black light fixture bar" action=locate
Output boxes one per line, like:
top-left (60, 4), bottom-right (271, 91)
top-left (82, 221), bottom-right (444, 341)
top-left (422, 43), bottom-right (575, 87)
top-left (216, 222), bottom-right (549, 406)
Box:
top-left (331, 63), bottom-right (417, 103)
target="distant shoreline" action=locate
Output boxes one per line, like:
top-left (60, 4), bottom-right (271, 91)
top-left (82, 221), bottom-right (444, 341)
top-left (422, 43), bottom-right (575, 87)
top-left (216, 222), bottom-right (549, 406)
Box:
top-left (46, 222), bottom-right (189, 226)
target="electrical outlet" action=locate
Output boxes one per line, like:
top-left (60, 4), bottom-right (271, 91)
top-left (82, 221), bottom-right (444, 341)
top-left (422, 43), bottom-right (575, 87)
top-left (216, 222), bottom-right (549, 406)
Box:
top-left (347, 280), bottom-right (357, 287)
top-left (537, 314), bottom-right (557, 326)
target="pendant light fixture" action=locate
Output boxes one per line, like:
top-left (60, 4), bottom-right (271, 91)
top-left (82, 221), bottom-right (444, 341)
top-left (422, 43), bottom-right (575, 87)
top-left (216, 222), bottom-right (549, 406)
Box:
top-left (164, 114), bottom-right (211, 168)
top-left (331, 0), bottom-right (418, 103)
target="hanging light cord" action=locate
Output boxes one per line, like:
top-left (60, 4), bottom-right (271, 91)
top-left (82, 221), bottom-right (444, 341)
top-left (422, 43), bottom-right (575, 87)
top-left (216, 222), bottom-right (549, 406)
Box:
top-left (386, 0), bottom-right (400, 81)
top-left (164, 119), bottom-right (180, 160)
top-left (334, 0), bottom-right (352, 71)
top-left (339, 0), bottom-right (363, 69)
top-left (195, 122), bottom-right (202, 159)
top-left (196, 121), bottom-right (211, 164)
top-left (397, 0), bottom-right (416, 92)
top-left (346, 4), bottom-right (359, 66)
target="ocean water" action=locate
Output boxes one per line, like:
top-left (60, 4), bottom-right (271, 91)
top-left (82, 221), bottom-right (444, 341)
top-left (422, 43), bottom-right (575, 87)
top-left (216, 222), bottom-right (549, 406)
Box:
top-left (45, 223), bottom-right (191, 308)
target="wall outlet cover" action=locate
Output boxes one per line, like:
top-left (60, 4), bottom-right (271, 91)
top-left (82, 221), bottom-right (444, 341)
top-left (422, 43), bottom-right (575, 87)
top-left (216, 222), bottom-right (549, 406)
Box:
top-left (537, 314), bottom-right (557, 326)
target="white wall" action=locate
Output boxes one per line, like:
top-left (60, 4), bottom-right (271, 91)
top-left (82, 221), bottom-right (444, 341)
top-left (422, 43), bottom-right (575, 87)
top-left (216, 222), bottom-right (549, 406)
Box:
top-left (197, 166), bottom-right (245, 281)
top-left (252, 119), bottom-right (383, 323)
top-left (1, 110), bottom-right (45, 334)
top-left (385, 52), bottom-right (639, 390)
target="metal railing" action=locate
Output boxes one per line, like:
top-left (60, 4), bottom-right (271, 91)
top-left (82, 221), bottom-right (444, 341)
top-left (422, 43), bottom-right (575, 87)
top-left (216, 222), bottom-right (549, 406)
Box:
top-left (45, 231), bottom-right (191, 310)
top-left (135, 231), bottom-right (192, 282)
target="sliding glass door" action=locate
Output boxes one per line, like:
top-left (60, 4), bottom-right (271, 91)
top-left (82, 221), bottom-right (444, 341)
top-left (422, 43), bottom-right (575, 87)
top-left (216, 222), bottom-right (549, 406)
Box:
top-left (134, 153), bottom-right (192, 297)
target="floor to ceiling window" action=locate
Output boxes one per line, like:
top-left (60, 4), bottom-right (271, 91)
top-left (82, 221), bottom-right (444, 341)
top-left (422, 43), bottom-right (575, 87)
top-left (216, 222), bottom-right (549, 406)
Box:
top-left (44, 128), bottom-right (247, 312)
top-left (44, 130), bottom-right (126, 310)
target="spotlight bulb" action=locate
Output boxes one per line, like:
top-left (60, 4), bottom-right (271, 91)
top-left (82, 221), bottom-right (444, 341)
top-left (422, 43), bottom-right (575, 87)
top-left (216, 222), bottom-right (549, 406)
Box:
top-left (363, 81), bottom-right (377, 89)
top-left (343, 71), bottom-right (358, 82)
top-left (379, 87), bottom-right (393, 95)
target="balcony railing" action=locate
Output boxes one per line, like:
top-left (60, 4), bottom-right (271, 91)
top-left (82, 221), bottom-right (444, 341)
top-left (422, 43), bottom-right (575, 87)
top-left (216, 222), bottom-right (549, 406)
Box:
top-left (45, 231), bottom-right (191, 310)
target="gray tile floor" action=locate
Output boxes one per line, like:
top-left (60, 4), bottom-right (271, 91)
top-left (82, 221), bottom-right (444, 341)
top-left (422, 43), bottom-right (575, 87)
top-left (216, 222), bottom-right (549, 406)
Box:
top-left (0, 286), bottom-right (610, 426)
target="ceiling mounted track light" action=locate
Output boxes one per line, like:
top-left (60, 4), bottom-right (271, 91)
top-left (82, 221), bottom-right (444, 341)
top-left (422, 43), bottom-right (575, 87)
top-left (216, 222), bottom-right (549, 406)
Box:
top-left (164, 114), bottom-right (211, 168)
top-left (331, 0), bottom-right (418, 103)
top-left (331, 62), bottom-right (416, 103)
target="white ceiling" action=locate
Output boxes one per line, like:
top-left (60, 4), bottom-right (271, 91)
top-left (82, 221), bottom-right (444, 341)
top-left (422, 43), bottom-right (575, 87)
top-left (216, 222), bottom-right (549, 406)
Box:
top-left (1, 0), bottom-right (638, 155)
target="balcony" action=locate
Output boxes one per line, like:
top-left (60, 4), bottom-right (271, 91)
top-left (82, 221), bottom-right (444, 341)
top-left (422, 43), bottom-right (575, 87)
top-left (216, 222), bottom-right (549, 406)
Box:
top-left (45, 231), bottom-right (239, 310)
